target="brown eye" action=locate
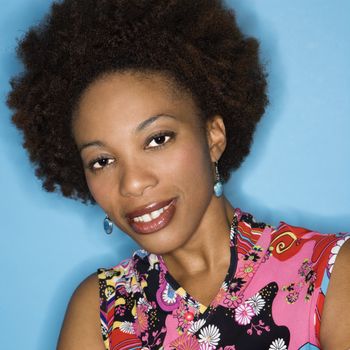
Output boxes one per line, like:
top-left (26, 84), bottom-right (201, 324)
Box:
top-left (147, 132), bottom-right (174, 149)
top-left (90, 157), bottom-right (115, 170)
top-left (153, 135), bottom-right (167, 145)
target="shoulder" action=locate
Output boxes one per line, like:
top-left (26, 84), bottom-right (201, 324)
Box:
top-left (57, 273), bottom-right (105, 350)
top-left (97, 251), bottom-right (150, 288)
top-left (57, 253), bottom-right (147, 349)
top-left (269, 222), bottom-right (349, 281)
top-left (320, 236), bottom-right (350, 349)
top-left (269, 221), bottom-right (347, 260)
top-left (98, 256), bottom-right (137, 282)
top-left (268, 222), bottom-right (350, 348)
top-left (97, 251), bottom-right (152, 312)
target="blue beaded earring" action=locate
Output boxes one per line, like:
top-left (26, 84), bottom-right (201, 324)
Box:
top-left (104, 215), bottom-right (113, 235)
top-left (214, 161), bottom-right (223, 197)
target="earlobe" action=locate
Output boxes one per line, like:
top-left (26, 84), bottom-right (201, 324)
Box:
top-left (206, 115), bottom-right (227, 162)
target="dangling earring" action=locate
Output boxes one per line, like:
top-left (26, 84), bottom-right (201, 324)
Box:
top-left (103, 215), bottom-right (113, 234)
top-left (214, 161), bottom-right (223, 197)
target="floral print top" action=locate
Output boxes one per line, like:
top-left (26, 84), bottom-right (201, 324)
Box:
top-left (97, 208), bottom-right (349, 350)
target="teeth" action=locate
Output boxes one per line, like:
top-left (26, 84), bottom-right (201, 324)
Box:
top-left (132, 202), bottom-right (171, 223)
top-left (141, 214), bottom-right (152, 222)
top-left (151, 208), bottom-right (164, 219)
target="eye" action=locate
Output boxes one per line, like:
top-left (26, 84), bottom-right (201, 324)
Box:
top-left (89, 157), bottom-right (115, 171)
top-left (146, 132), bottom-right (175, 149)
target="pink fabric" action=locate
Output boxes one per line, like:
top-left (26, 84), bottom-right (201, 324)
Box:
top-left (97, 209), bottom-right (350, 349)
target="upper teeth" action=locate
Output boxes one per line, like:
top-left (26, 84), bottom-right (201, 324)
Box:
top-left (132, 203), bottom-right (171, 223)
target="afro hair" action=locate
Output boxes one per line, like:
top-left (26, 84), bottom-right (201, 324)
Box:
top-left (7, 0), bottom-right (268, 203)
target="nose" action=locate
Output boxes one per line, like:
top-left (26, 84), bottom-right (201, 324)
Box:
top-left (119, 159), bottom-right (158, 197)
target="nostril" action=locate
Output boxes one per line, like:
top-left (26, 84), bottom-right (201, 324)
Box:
top-left (119, 168), bottom-right (158, 197)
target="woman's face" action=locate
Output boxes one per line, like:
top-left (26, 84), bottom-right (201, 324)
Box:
top-left (73, 71), bottom-right (225, 254)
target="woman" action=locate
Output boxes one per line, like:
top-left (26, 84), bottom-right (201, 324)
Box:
top-left (7, 0), bottom-right (350, 349)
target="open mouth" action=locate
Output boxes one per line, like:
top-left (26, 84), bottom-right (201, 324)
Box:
top-left (127, 198), bottom-right (177, 234)
top-left (131, 201), bottom-right (173, 223)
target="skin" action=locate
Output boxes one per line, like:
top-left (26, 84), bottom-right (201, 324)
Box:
top-left (57, 71), bottom-right (350, 350)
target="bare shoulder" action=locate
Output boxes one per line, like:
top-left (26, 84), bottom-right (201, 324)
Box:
top-left (57, 273), bottom-right (106, 350)
top-left (320, 237), bottom-right (350, 350)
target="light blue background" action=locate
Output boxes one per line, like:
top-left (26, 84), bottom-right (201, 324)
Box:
top-left (1, 1), bottom-right (349, 349)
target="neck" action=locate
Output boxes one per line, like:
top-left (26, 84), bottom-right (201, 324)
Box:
top-left (161, 195), bottom-right (235, 278)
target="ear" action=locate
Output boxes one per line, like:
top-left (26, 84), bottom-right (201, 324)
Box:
top-left (206, 115), bottom-right (226, 162)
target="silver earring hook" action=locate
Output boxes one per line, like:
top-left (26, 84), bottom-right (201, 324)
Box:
top-left (214, 161), bottom-right (223, 197)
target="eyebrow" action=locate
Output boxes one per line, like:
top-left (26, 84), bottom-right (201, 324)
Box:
top-left (78, 140), bottom-right (105, 153)
top-left (135, 114), bottom-right (176, 132)
top-left (78, 114), bottom-right (176, 153)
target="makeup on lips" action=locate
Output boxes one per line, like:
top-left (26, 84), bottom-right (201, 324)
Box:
top-left (126, 198), bottom-right (177, 234)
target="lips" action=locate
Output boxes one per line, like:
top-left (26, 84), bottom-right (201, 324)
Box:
top-left (126, 198), bottom-right (177, 234)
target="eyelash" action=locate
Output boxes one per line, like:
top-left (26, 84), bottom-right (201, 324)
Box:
top-left (87, 131), bottom-right (175, 172)
top-left (88, 156), bottom-right (115, 172)
top-left (145, 131), bottom-right (175, 150)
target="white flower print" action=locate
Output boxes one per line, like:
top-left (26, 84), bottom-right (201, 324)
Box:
top-left (125, 282), bottom-right (133, 293)
top-left (188, 319), bottom-right (206, 334)
top-left (104, 269), bottom-right (116, 278)
top-left (137, 297), bottom-right (147, 306)
top-left (162, 283), bottom-right (177, 304)
top-left (148, 253), bottom-right (160, 270)
top-left (137, 297), bottom-right (153, 311)
top-left (199, 324), bottom-right (221, 347)
top-left (328, 236), bottom-right (350, 273)
top-left (246, 293), bottom-right (266, 315)
top-left (269, 338), bottom-right (287, 350)
top-left (119, 321), bottom-right (135, 334)
top-left (101, 326), bottom-right (108, 337)
top-left (131, 282), bottom-right (143, 294)
top-left (104, 286), bottom-right (114, 299)
top-left (200, 343), bottom-right (215, 350)
top-left (235, 303), bottom-right (255, 325)
top-left (135, 249), bottom-right (148, 258)
top-left (187, 298), bottom-right (201, 310)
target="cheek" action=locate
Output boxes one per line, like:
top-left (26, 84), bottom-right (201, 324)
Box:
top-left (84, 171), bottom-right (114, 210)
top-left (159, 137), bottom-right (213, 190)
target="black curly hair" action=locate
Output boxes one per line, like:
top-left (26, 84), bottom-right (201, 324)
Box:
top-left (7, 0), bottom-right (268, 203)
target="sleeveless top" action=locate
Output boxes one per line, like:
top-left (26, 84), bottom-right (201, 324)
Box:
top-left (97, 208), bottom-right (349, 350)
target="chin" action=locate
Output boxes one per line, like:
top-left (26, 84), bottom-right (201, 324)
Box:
top-left (125, 224), bottom-right (189, 256)
top-left (134, 234), bottom-right (185, 256)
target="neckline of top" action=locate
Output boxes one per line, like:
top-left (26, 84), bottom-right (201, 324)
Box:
top-left (155, 207), bottom-right (241, 314)
top-left (133, 208), bottom-right (277, 316)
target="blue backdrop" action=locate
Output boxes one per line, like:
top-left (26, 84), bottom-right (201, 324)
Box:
top-left (1, 1), bottom-right (349, 349)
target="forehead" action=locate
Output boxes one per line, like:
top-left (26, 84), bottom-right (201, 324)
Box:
top-left (72, 70), bottom-right (203, 139)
